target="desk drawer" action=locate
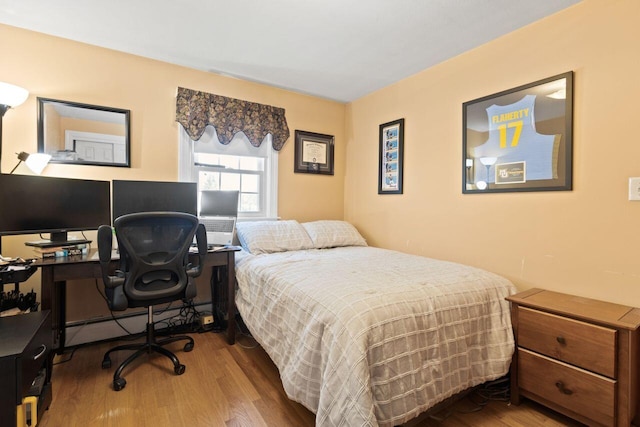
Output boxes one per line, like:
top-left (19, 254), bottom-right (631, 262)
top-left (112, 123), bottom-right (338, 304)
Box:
top-left (20, 314), bottom-right (52, 397)
top-left (518, 348), bottom-right (615, 426)
top-left (518, 307), bottom-right (616, 377)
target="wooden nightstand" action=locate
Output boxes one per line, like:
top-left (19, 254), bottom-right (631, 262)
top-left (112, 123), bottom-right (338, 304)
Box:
top-left (507, 288), bottom-right (640, 426)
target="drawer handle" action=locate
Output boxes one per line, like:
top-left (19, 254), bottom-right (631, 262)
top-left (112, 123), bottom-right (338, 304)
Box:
top-left (556, 336), bottom-right (566, 345)
top-left (33, 344), bottom-right (47, 361)
top-left (555, 381), bottom-right (573, 395)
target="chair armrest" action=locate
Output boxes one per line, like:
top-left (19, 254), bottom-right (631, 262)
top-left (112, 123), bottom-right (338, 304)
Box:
top-left (98, 225), bottom-right (113, 262)
top-left (187, 223), bottom-right (207, 278)
top-left (97, 225), bottom-right (125, 289)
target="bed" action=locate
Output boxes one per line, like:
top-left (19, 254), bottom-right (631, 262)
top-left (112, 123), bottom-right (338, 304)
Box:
top-left (234, 220), bottom-right (516, 427)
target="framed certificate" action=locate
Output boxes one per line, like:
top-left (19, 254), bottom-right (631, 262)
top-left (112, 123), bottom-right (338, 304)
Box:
top-left (294, 130), bottom-right (334, 175)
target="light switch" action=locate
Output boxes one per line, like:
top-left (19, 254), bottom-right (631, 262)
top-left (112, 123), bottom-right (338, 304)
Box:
top-left (629, 177), bottom-right (640, 201)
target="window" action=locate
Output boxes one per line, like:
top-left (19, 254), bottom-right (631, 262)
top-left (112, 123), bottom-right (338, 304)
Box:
top-left (194, 153), bottom-right (263, 213)
top-left (179, 126), bottom-right (278, 219)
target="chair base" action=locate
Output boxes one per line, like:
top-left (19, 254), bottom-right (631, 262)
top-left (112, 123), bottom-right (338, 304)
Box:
top-left (102, 308), bottom-right (194, 391)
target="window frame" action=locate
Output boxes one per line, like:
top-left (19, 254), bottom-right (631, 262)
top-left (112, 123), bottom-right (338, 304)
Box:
top-left (178, 126), bottom-right (278, 220)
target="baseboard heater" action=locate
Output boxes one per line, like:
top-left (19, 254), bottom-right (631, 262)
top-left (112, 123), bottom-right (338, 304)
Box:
top-left (64, 302), bottom-right (213, 347)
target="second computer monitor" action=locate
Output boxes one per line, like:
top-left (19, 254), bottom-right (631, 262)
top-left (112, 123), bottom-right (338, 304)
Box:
top-left (112, 180), bottom-right (198, 221)
top-left (199, 190), bottom-right (239, 217)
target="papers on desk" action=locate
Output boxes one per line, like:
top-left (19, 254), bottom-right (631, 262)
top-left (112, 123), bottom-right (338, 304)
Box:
top-left (4, 265), bottom-right (28, 271)
top-left (0, 255), bottom-right (14, 263)
top-left (0, 307), bottom-right (25, 317)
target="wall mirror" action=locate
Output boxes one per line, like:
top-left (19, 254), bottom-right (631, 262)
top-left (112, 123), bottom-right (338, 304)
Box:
top-left (37, 98), bottom-right (131, 167)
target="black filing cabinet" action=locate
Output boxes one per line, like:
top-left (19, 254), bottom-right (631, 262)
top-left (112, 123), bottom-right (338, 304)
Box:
top-left (0, 311), bottom-right (53, 426)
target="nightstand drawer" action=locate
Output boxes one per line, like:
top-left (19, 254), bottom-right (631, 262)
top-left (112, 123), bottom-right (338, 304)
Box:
top-left (518, 307), bottom-right (616, 378)
top-left (518, 348), bottom-right (616, 426)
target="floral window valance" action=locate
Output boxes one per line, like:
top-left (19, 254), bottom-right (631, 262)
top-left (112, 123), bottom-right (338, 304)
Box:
top-left (176, 87), bottom-right (290, 151)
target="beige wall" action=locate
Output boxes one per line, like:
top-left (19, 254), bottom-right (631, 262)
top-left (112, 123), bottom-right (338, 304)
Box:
top-left (345, 0), bottom-right (640, 306)
top-left (3, 0), bottom-right (640, 318)
top-left (0, 23), bottom-right (345, 316)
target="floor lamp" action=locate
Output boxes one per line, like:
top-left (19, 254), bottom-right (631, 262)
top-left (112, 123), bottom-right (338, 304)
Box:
top-left (0, 81), bottom-right (30, 257)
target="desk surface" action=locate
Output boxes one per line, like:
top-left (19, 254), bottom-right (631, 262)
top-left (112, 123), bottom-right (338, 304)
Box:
top-left (34, 247), bottom-right (239, 351)
top-left (33, 246), bottom-right (241, 266)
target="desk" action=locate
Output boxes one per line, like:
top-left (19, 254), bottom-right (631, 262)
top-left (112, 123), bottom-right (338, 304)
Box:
top-left (33, 248), bottom-right (238, 353)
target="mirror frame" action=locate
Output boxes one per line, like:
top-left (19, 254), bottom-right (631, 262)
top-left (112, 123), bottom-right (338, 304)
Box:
top-left (37, 97), bottom-right (131, 167)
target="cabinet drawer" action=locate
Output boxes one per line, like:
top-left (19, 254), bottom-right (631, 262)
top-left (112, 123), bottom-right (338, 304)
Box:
top-left (20, 315), bottom-right (52, 397)
top-left (518, 348), bottom-right (615, 426)
top-left (518, 307), bottom-right (616, 378)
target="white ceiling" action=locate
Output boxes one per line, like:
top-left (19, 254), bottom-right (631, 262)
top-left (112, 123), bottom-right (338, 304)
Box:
top-left (0, 0), bottom-right (581, 103)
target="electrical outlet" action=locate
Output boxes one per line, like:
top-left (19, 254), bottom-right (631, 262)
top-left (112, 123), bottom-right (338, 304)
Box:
top-left (629, 177), bottom-right (640, 201)
top-left (200, 315), bottom-right (214, 327)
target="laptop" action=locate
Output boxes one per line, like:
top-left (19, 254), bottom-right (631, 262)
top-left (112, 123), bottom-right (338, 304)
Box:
top-left (198, 190), bottom-right (239, 247)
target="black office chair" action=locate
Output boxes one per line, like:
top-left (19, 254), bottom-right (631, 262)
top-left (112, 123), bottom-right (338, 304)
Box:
top-left (97, 212), bottom-right (207, 391)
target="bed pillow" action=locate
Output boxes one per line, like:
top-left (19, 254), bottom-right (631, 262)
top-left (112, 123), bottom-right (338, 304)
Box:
top-left (235, 220), bottom-right (315, 255)
top-left (302, 220), bottom-right (367, 249)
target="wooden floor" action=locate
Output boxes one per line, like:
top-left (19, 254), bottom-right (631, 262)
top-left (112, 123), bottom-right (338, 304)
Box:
top-left (38, 330), bottom-right (584, 427)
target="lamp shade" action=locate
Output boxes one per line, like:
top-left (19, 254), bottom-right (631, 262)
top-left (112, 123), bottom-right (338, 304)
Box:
top-left (12, 151), bottom-right (51, 175)
top-left (24, 153), bottom-right (52, 174)
top-left (0, 82), bottom-right (29, 108)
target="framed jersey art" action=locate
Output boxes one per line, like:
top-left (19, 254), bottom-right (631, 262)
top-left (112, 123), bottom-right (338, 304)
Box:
top-left (463, 71), bottom-right (573, 193)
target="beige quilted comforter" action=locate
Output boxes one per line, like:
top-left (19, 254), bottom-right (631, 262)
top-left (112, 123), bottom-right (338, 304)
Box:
top-left (235, 246), bottom-right (515, 426)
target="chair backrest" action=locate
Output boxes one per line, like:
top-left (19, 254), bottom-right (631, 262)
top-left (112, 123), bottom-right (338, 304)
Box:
top-left (98, 212), bottom-right (207, 311)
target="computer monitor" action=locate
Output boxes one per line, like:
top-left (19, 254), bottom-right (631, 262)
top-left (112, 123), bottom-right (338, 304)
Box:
top-left (0, 174), bottom-right (111, 246)
top-left (199, 190), bottom-right (239, 217)
top-left (112, 180), bottom-right (198, 221)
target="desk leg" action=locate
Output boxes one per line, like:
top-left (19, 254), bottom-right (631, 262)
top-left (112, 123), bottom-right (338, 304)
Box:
top-left (226, 252), bottom-right (236, 345)
top-left (40, 268), bottom-right (58, 352)
top-left (55, 280), bottom-right (66, 353)
top-left (39, 267), bottom-right (67, 354)
top-left (40, 267), bottom-right (53, 312)
top-left (209, 258), bottom-right (236, 345)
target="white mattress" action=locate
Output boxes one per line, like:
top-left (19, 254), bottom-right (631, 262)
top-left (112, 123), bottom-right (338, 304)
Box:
top-left (235, 246), bottom-right (516, 426)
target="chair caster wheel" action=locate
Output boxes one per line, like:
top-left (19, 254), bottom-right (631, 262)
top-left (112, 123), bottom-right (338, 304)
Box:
top-left (175, 364), bottom-right (186, 375)
top-left (184, 342), bottom-right (194, 352)
top-left (113, 378), bottom-right (126, 391)
top-left (102, 358), bottom-right (111, 369)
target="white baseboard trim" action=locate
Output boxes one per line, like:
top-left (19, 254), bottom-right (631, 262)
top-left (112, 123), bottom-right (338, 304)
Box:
top-left (64, 303), bottom-right (213, 347)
